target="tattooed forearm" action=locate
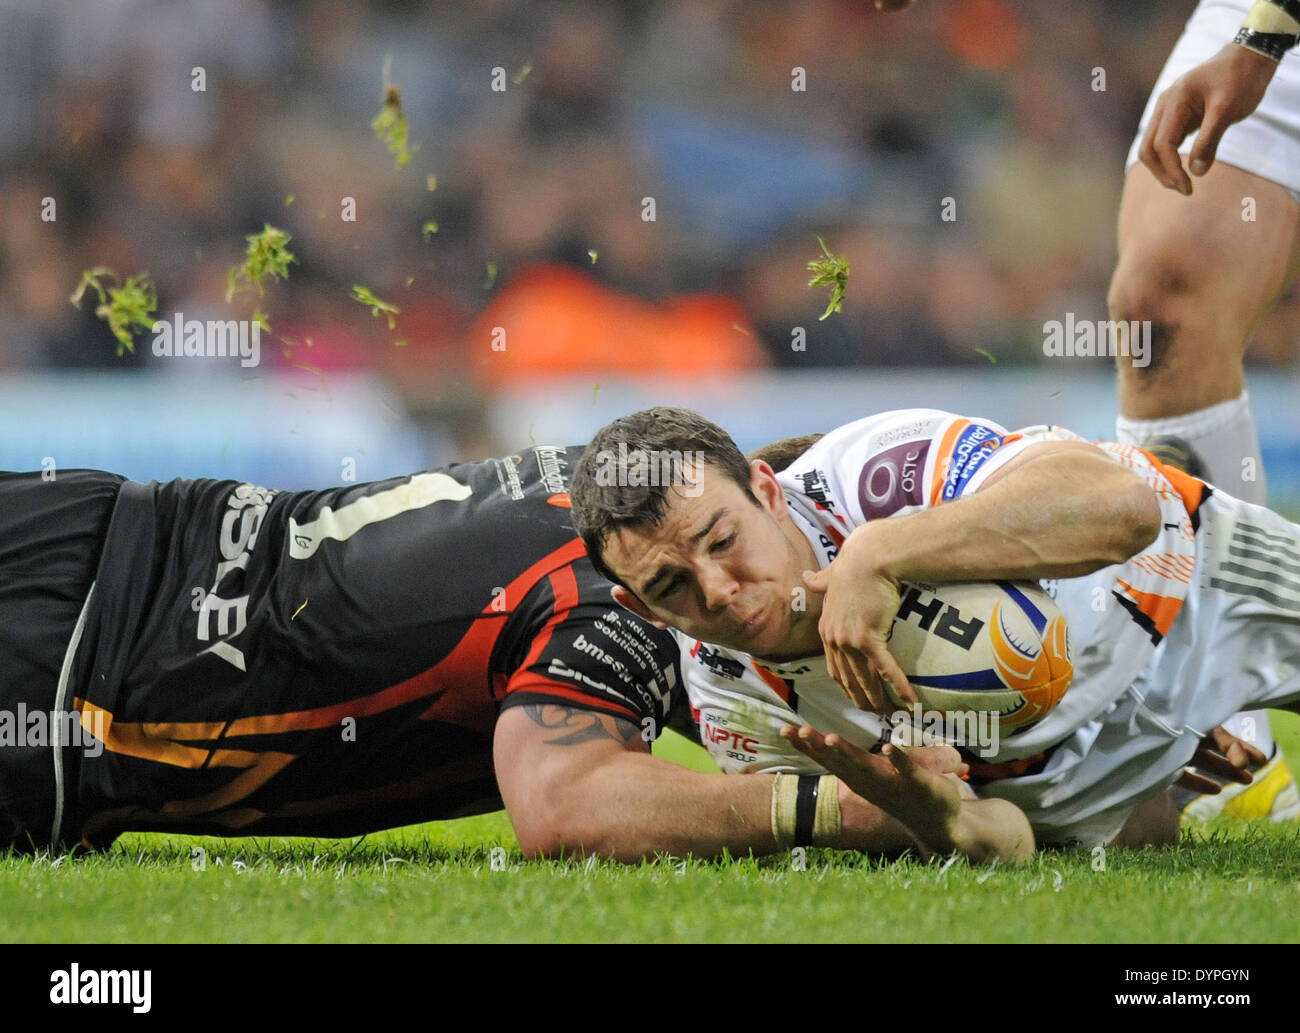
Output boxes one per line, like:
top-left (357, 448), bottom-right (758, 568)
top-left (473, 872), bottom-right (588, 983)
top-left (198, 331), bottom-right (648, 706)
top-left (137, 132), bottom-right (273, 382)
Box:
top-left (523, 703), bottom-right (639, 746)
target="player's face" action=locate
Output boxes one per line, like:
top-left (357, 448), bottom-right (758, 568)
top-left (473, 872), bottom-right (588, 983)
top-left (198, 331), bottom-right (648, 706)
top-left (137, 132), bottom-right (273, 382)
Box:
top-left (604, 462), bottom-right (822, 659)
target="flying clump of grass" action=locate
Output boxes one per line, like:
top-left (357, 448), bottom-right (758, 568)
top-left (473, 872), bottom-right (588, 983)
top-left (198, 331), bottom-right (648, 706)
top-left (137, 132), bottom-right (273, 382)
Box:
top-left (69, 267), bottom-right (158, 355)
top-left (351, 284), bottom-right (400, 330)
top-left (226, 224), bottom-right (296, 303)
top-left (371, 58), bottom-right (415, 170)
top-left (807, 236), bottom-right (849, 321)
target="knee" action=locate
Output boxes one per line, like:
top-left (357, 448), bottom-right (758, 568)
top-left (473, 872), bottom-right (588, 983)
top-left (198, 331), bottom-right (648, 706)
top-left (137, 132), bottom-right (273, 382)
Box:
top-left (1107, 256), bottom-right (1197, 378)
top-left (1108, 252), bottom-right (1194, 321)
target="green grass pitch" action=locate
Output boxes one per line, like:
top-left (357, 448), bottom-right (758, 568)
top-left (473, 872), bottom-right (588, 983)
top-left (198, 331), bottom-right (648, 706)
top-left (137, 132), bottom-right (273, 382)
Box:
top-left (3, 712), bottom-right (1298, 944)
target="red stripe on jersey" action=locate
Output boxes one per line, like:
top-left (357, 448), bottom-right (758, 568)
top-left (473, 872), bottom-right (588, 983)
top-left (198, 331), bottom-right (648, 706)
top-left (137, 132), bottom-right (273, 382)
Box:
top-left (509, 563), bottom-right (581, 691)
top-left (500, 538), bottom-right (588, 613)
top-left (409, 538), bottom-right (586, 730)
top-left (503, 674), bottom-right (641, 722)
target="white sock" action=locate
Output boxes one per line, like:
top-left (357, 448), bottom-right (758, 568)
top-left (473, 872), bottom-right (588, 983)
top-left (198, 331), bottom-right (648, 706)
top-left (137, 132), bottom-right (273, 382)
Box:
top-left (1114, 391), bottom-right (1268, 505)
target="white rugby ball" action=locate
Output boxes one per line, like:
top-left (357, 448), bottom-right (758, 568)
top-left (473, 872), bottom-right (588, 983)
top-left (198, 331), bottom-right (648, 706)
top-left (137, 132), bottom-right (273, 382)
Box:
top-left (885, 580), bottom-right (1073, 736)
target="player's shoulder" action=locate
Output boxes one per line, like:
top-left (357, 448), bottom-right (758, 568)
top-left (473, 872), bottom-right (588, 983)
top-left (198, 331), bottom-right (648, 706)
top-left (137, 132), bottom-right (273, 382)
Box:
top-left (789, 409), bottom-right (953, 464)
top-left (778, 409), bottom-right (1015, 520)
top-left (781, 409), bottom-right (1008, 479)
top-left (505, 589), bottom-right (682, 727)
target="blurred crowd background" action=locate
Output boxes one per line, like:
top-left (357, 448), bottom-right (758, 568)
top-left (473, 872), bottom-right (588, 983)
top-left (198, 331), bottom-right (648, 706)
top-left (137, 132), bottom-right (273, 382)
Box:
top-left (2, 0), bottom-right (1298, 463)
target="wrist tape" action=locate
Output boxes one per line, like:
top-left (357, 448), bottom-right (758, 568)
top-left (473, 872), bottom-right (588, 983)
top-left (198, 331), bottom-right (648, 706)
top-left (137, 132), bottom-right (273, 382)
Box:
top-left (771, 772), bottom-right (842, 848)
top-left (1236, 0), bottom-right (1300, 61)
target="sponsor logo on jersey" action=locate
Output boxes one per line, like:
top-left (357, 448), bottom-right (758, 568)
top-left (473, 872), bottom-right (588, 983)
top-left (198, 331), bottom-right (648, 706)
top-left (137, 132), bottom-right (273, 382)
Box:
top-left (858, 441), bottom-right (929, 519)
top-left (534, 446), bottom-right (569, 495)
top-left (698, 710), bottom-right (761, 763)
top-left (799, 468), bottom-right (834, 509)
top-left (493, 456), bottom-right (525, 501)
top-left (198, 483), bottom-right (276, 671)
top-left (546, 658), bottom-right (617, 699)
top-left (590, 614), bottom-right (676, 708)
top-left (572, 632), bottom-right (628, 676)
top-left (870, 419), bottom-right (935, 451)
top-left (702, 721), bottom-right (759, 753)
top-left (691, 642), bottom-right (746, 680)
top-left (941, 423), bottom-right (1004, 501)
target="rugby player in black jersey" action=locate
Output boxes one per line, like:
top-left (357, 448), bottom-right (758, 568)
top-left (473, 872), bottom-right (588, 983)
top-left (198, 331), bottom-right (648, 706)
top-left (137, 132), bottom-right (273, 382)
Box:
top-left (0, 445), bottom-right (1024, 862)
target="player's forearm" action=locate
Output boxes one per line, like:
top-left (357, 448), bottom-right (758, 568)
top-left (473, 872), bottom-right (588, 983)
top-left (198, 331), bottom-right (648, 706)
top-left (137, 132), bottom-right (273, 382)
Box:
top-left (517, 754), bottom-right (777, 861)
top-left (520, 755), bottom-right (917, 862)
top-left (846, 447), bottom-right (1160, 584)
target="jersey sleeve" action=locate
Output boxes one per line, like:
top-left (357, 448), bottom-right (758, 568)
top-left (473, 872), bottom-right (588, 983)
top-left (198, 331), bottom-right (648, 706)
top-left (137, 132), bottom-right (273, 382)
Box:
top-left (785, 408), bottom-right (1040, 523)
top-left (499, 602), bottom-right (678, 735)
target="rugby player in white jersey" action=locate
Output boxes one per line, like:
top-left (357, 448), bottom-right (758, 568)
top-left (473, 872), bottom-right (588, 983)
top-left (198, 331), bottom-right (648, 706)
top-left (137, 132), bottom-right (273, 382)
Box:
top-left (569, 407), bottom-right (1300, 849)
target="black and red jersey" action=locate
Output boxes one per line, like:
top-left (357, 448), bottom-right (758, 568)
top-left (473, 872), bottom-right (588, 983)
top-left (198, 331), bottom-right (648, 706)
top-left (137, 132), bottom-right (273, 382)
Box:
top-left (56, 447), bottom-right (679, 846)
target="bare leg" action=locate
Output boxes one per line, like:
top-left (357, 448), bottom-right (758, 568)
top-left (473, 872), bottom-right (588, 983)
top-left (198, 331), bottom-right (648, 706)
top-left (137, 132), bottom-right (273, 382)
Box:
top-left (1109, 160), bottom-right (1300, 423)
top-left (1109, 160), bottom-right (1300, 813)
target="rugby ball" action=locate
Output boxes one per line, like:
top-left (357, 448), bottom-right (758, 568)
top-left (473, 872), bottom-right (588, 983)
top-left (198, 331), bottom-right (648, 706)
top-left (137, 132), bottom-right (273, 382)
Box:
top-left (885, 580), bottom-right (1073, 736)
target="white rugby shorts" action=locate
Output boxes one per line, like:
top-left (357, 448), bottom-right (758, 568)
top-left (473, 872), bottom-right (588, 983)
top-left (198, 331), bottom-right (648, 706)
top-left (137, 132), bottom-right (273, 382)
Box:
top-left (1126, 0), bottom-right (1300, 202)
top-left (982, 486), bottom-right (1300, 846)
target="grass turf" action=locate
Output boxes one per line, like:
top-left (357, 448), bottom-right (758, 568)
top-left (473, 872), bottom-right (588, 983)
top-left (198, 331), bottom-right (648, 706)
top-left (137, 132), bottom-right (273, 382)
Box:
top-left (3, 713), bottom-right (1297, 944)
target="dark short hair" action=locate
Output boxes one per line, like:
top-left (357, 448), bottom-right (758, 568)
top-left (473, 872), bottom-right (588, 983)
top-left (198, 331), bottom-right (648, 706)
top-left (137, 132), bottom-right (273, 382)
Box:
top-left (746, 433), bottom-right (824, 473)
top-left (570, 407), bottom-right (755, 587)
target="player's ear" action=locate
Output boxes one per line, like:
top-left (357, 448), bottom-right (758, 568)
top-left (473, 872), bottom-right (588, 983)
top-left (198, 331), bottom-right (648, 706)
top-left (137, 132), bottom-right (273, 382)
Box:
top-left (611, 585), bottom-right (669, 629)
top-left (748, 459), bottom-right (784, 516)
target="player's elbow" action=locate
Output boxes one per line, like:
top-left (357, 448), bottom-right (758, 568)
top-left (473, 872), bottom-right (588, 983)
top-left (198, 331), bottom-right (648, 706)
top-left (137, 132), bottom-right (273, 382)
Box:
top-left (510, 793), bottom-right (631, 863)
top-left (515, 821), bottom-right (636, 864)
top-left (510, 796), bottom-right (583, 860)
top-left (1105, 478), bottom-right (1161, 564)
